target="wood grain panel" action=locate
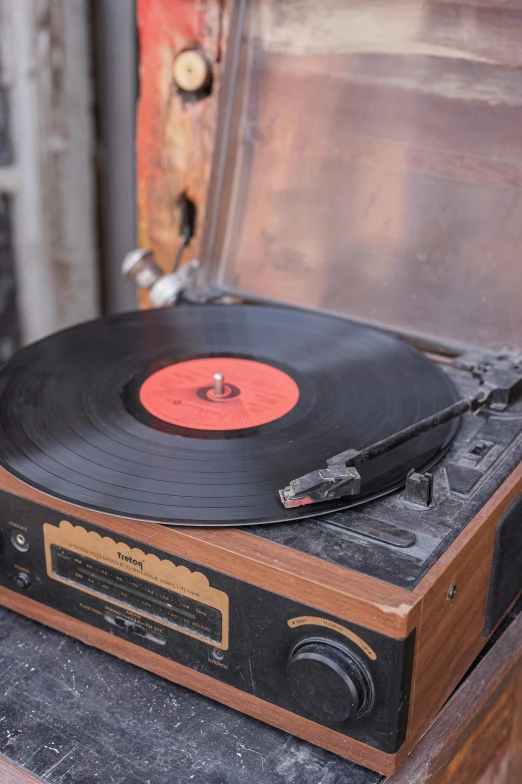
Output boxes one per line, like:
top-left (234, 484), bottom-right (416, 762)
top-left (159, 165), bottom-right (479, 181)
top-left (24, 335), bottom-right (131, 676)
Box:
top-left (407, 462), bottom-right (522, 745)
top-left (0, 586), bottom-right (399, 776)
top-left (0, 468), bottom-right (420, 638)
top-left (438, 695), bottom-right (512, 784)
top-left (385, 609), bottom-right (522, 783)
top-left (473, 745), bottom-right (510, 784)
top-left (507, 668), bottom-right (522, 783)
top-left (0, 758), bottom-right (42, 784)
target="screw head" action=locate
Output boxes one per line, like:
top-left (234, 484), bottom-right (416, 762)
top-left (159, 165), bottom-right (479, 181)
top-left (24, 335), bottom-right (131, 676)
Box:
top-left (121, 248), bottom-right (162, 289)
top-left (173, 49), bottom-right (210, 92)
top-left (447, 583), bottom-right (458, 600)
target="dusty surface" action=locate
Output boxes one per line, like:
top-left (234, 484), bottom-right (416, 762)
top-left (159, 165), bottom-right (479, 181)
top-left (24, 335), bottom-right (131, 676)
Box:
top-left (0, 607), bottom-right (381, 784)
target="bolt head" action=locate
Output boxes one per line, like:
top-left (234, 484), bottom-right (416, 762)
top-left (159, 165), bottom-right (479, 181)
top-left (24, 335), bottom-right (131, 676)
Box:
top-left (447, 583), bottom-right (458, 600)
top-left (121, 249), bottom-right (163, 290)
top-left (173, 49), bottom-right (210, 92)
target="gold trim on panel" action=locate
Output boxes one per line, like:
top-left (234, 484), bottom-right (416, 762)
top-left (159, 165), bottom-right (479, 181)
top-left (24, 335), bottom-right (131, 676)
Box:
top-left (43, 520), bottom-right (229, 649)
top-left (287, 616), bottom-right (377, 660)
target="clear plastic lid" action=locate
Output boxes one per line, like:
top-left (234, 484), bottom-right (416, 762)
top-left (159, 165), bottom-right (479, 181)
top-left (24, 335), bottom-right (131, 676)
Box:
top-left (199, 0), bottom-right (522, 351)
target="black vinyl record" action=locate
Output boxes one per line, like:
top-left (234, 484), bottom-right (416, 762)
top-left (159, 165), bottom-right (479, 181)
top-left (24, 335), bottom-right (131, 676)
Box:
top-left (0, 305), bottom-right (459, 525)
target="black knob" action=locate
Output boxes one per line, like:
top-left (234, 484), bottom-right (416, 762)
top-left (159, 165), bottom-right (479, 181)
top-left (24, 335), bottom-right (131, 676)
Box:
top-left (287, 638), bottom-right (372, 724)
top-left (14, 571), bottom-right (31, 590)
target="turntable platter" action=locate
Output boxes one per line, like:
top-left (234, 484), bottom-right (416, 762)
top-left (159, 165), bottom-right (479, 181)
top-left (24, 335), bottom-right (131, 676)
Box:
top-left (0, 305), bottom-right (459, 525)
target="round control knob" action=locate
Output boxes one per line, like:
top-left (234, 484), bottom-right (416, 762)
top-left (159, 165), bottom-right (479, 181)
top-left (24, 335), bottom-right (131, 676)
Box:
top-left (14, 571), bottom-right (31, 590)
top-left (287, 639), bottom-right (372, 724)
top-left (173, 49), bottom-right (211, 93)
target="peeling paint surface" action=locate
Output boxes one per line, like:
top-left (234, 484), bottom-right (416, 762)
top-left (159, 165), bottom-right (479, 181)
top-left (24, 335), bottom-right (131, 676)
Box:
top-left (136, 0), bottom-right (230, 308)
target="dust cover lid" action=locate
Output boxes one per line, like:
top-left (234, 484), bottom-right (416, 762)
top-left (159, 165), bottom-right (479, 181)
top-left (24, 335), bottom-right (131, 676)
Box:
top-left (198, 0), bottom-right (522, 352)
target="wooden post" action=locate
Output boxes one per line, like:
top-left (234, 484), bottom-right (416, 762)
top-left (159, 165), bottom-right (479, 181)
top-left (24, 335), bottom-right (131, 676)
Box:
top-left (136, 0), bottom-right (231, 309)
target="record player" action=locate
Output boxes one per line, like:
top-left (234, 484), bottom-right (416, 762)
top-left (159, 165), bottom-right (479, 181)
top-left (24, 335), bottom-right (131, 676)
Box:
top-left (0, 0), bottom-right (522, 776)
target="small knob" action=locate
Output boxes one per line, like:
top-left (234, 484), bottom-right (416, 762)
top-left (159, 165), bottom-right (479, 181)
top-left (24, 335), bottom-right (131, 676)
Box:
top-left (173, 49), bottom-right (211, 93)
top-left (148, 272), bottom-right (185, 308)
top-left (148, 259), bottom-right (199, 308)
top-left (287, 639), bottom-right (372, 724)
top-left (121, 248), bottom-right (163, 290)
top-left (14, 571), bottom-right (31, 590)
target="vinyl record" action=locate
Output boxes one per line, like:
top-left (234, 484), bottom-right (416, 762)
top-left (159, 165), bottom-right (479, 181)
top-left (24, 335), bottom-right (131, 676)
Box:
top-left (0, 305), bottom-right (459, 525)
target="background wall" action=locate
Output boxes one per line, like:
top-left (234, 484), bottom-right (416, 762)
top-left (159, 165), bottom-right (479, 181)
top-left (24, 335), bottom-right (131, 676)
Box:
top-left (0, 0), bottom-right (100, 347)
top-left (0, 0), bottom-right (139, 355)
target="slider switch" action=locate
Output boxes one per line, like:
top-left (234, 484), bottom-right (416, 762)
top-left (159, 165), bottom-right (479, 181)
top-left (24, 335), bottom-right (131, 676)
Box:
top-left (103, 612), bottom-right (165, 646)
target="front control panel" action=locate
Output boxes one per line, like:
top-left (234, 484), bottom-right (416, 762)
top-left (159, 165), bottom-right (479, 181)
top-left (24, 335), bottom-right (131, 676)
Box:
top-left (0, 490), bottom-right (415, 754)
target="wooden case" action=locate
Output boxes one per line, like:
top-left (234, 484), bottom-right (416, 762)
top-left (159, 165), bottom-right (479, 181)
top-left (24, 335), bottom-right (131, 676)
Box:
top-left (0, 461), bottom-right (520, 775)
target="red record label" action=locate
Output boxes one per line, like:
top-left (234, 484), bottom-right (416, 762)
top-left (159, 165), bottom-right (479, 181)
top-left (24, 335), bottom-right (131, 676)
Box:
top-left (139, 357), bottom-right (300, 431)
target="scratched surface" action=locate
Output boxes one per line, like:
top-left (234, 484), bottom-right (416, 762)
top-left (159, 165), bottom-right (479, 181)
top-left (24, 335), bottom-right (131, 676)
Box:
top-left (0, 608), bottom-right (381, 784)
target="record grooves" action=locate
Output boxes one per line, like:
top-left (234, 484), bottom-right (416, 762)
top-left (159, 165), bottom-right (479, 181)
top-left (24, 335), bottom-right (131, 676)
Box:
top-left (0, 305), bottom-right (460, 525)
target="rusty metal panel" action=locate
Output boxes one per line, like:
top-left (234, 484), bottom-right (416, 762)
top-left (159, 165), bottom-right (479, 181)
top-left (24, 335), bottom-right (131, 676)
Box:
top-left (200, 0), bottom-right (522, 351)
